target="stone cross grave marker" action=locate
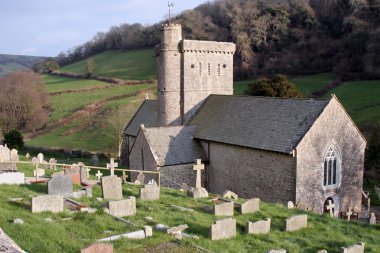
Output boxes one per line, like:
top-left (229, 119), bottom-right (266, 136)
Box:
top-left (122, 171), bottom-right (128, 183)
top-left (346, 209), bottom-right (353, 221)
top-left (49, 158), bottom-right (57, 170)
top-left (107, 158), bottom-right (118, 176)
top-left (96, 170), bottom-right (103, 181)
top-left (326, 200), bottom-right (334, 217)
top-left (193, 159), bottom-right (204, 188)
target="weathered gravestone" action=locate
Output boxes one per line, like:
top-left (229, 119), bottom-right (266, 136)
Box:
top-left (222, 190), bottom-right (238, 199)
top-left (287, 201), bottom-right (294, 209)
top-left (64, 165), bottom-right (81, 184)
top-left (108, 196), bottom-right (136, 217)
top-left (240, 198), bottom-right (260, 214)
top-left (187, 159), bottom-right (209, 198)
top-left (48, 175), bottom-right (73, 197)
top-left (246, 218), bottom-right (271, 235)
top-left (33, 168), bottom-right (45, 177)
top-left (0, 227), bottom-right (25, 253)
top-left (0, 145), bottom-right (10, 161)
top-left (369, 213), bottom-right (376, 225)
top-left (31, 157), bottom-right (38, 164)
top-left (91, 155), bottom-right (99, 166)
top-left (140, 184), bottom-right (160, 201)
top-left (0, 172), bottom-right (24, 184)
top-left (37, 153), bottom-right (44, 163)
top-left (25, 153), bottom-right (30, 160)
top-left (213, 202), bottom-right (234, 216)
top-left (285, 214), bottom-right (308, 231)
top-left (40, 160), bottom-right (48, 170)
top-left (32, 195), bottom-right (64, 213)
top-left (102, 176), bottom-right (123, 200)
top-left (135, 171), bottom-right (145, 184)
top-left (80, 243), bottom-right (113, 253)
top-left (10, 149), bottom-right (19, 161)
top-left (340, 242), bottom-right (365, 253)
top-left (210, 218), bottom-right (236, 240)
top-left (49, 158), bottom-right (57, 170)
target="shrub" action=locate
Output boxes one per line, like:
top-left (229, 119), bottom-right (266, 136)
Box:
top-left (3, 130), bottom-right (24, 150)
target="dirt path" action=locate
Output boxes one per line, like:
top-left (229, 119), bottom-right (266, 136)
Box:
top-left (25, 87), bottom-right (154, 140)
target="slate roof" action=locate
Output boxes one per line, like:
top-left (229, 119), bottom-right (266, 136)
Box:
top-left (124, 100), bottom-right (158, 136)
top-left (189, 95), bottom-right (330, 154)
top-left (142, 125), bottom-right (206, 167)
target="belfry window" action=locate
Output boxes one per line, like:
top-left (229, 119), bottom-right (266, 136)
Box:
top-left (323, 145), bottom-right (341, 188)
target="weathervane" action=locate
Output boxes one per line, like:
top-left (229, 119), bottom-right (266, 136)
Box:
top-left (168, 2), bottom-right (174, 24)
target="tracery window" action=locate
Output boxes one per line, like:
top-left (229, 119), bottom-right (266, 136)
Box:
top-left (323, 146), bottom-right (340, 188)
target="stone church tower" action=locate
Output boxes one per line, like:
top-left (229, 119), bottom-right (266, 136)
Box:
top-left (157, 23), bottom-right (236, 126)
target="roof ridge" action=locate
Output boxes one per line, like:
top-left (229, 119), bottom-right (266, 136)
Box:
top-left (208, 94), bottom-right (330, 102)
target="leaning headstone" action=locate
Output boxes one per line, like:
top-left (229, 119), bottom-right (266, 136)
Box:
top-left (91, 155), bottom-right (99, 166)
top-left (37, 153), bottom-right (44, 163)
top-left (210, 218), bottom-right (236, 240)
top-left (140, 184), bottom-right (160, 201)
top-left (222, 190), bottom-right (238, 199)
top-left (246, 218), bottom-right (271, 235)
top-left (0, 172), bottom-right (25, 184)
top-left (240, 198), bottom-right (260, 214)
top-left (213, 202), bottom-right (234, 216)
top-left (81, 243), bottom-right (113, 253)
top-left (49, 158), bottom-right (57, 170)
top-left (10, 149), bottom-right (19, 161)
top-left (101, 176), bottom-right (123, 200)
top-left (287, 201), bottom-right (294, 209)
top-left (108, 197), bottom-right (136, 217)
top-left (32, 195), bottom-right (64, 213)
top-left (267, 250), bottom-right (286, 253)
top-left (285, 214), bottom-right (308, 231)
top-left (340, 242), bottom-right (365, 253)
top-left (48, 175), bottom-right (73, 197)
top-left (369, 213), bottom-right (376, 225)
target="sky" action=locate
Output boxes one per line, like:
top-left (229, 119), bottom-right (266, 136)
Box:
top-left (0, 0), bottom-right (208, 57)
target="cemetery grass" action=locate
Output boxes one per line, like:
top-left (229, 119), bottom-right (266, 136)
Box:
top-left (59, 49), bottom-right (157, 80)
top-left (0, 181), bottom-right (379, 253)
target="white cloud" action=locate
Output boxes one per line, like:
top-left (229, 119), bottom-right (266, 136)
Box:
top-left (20, 48), bottom-right (38, 55)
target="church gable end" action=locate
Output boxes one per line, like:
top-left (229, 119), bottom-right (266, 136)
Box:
top-left (295, 95), bottom-right (366, 215)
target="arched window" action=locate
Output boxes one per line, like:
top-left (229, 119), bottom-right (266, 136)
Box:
top-left (323, 145), bottom-right (341, 188)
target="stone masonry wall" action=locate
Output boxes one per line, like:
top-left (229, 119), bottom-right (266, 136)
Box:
top-left (205, 141), bottom-right (296, 203)
top-left (129, 128), bottom-right (158, 184)
top-left (159, 163), bottom-right (205, 189)
top-left (296, 97), bottom-right (366, 214)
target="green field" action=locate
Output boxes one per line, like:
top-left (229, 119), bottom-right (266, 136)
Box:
top-left (329, 80), bottom-right (380, 126)
top-left (60, 49), bottom-right (156, 80)
top-left (233, 80), bottom-right (252, 95)
top-left (43, 74), bottom-right (107, 93)
top-left (292, 73), bottom-right (336, 97)
top-left (0, 172), bottom-right (379, 253)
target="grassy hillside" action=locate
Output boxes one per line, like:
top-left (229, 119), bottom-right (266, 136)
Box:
top-left (0, 54), bottom-right (45, 76)
top-left (43, 74), bottom-right (107, 93)
top-left (60, 49), bottom-right (156, 80)
top-left (0, 164), bottom-right (379, 253)
top-left (328, 80), bottom-right (380, 126)
top-left (292, 73), bottom-right (336, 97)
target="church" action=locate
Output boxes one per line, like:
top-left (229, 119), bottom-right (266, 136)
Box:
top-left (121, 22), bottom-right (366, 217)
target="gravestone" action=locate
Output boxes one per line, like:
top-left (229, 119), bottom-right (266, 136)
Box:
top-left (210, 218), bottom-right (236, 240)
top-left (81, 243), bottom-right (113, 253)
top-left (136, 172), bottom-right (145, 184)
top-left (102, 176), bottom-right (123, 200)
top-left (140, 184), bottom-right (160, 200)
top-left (143, 226), bottom-right (153, 237)
top-left (48, 175), bottom-right (73, 197)
top-left (287, 201), bottom-right (294, 209)
top-left (37, 153), bottom-right (44, 163)
top-left (91, 155), bottom-right (99, 166)
top-left (49, 158), bottom-right (57, 170)
top-left (0, 227), bottom-right (25, 253)
top-left (222, 190), bottom-right (238, 199)
top-left (213, 202), bottom-right (234, 216)
top-left (40, 160), bottom-right (48, 170)
top-left (107, 158), bottom-right (118, 176)
top-left (108, 197), bottom-right (136, 217)
top-left (31, 157), bottom-right (39, 164)
top-left (25, 153), bottom-right (30, 160)
top-left (32, 195), bottom-right (64, 213)
top-left (96, 170), bottom-right (103, 181)
top-left (10, 149), bottom-right (19, 161)
top-left (240, 198), bottom-right (260, 214)
top-left (188, 159), bottom-right (208, 198)
top-left (285, 214), bottom-right (308, 231)
top-left (246, 218), bottom-right (271, 234)
top-left (64, 165), bottom-right (81, 184)
top-left (326, 200), bottom-right (335, 217)
top-left (340, 242), bottom-right (365, 253)
top-left (80, 165), bottom-right (88, 182)
top-left (369, 213), bottom-right (376, 225)
top-left (0, 145), bottom-right (10, 161)
top-left (33, 168), bottom-right (45, 177)
top-left (0, 172), bottom-right (24, 184)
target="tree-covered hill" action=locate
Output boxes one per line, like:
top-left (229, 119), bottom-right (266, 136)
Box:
top-left (56, 0), bottom-right (380, 80)
top-left (0, 54), bottom-right (46, 76)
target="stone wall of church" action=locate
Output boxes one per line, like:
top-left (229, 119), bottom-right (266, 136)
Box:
top-left (159, 163), bottom-right (205, 189)
top-left (296, 97), bottom-right (366, 215)
top-left (129, 128), bottom-right (158, 184)
top-left (204, 141), bottom-right (297, 203)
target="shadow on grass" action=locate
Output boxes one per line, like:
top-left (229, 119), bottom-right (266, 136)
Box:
top-left (20, 183), bottom-right (47, 194)
top-left (8, 200), bottom-right (31, 211)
